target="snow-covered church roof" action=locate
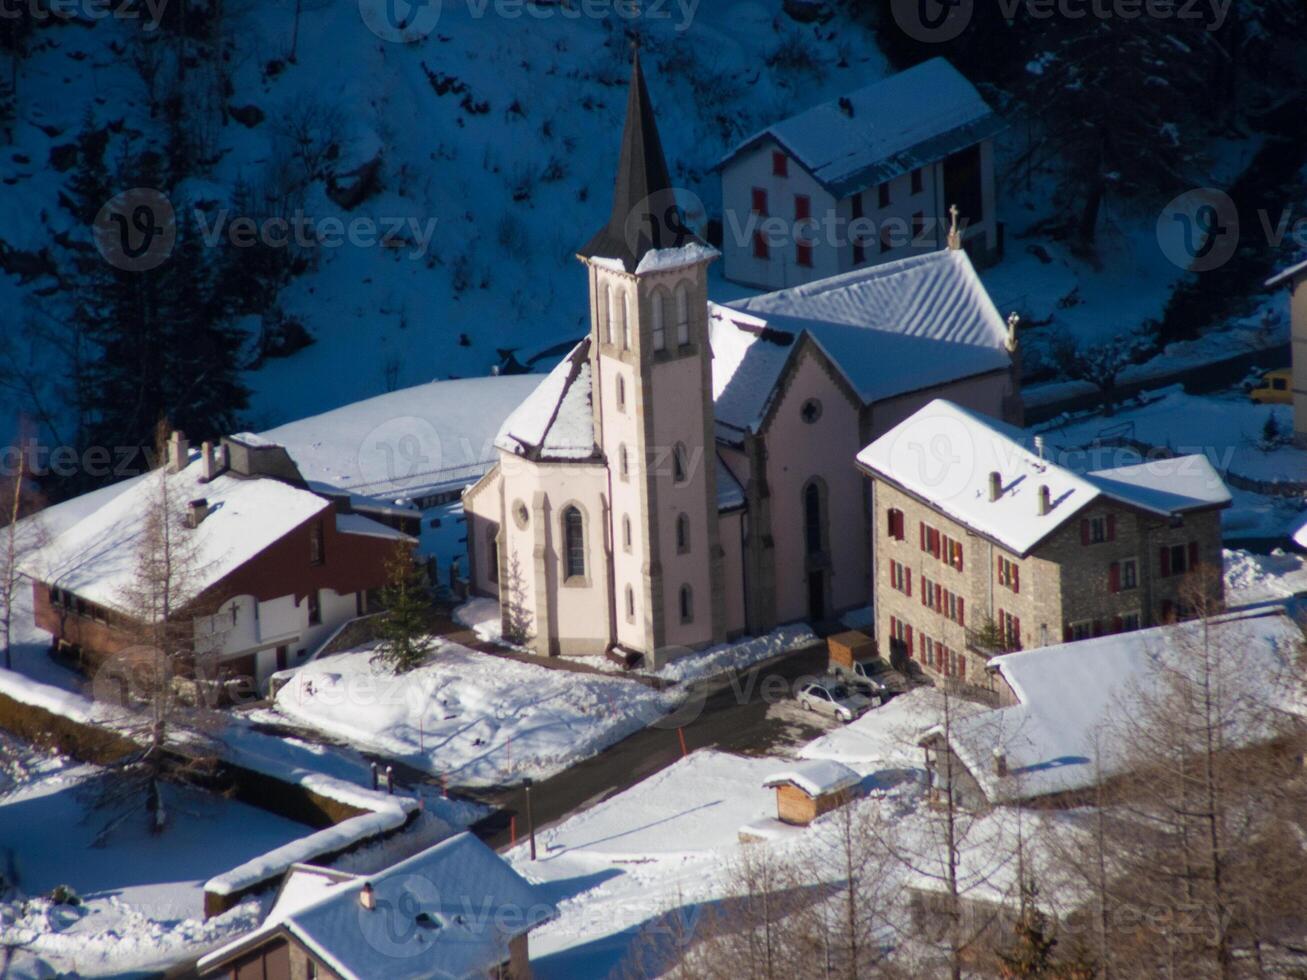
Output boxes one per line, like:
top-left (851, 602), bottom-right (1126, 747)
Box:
top-left (719, 58), bottom-right (1002, 198)
top-left (712, 249), bottom-right (1012, 436)
top-left (858, 399), bottom-right (1230, 556)
top-left (495, 340), bottom-right (599, 462)
top-left (933, 609), bottom-right (1303, 804)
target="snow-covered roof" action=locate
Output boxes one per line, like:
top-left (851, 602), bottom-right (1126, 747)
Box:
top-left (716, 455), bottom-right (746, 511)
top-left (259, 373), bottom-right (546, 501)
top-left (335, 512), bottom-right (415, 543)
top-left (719, 58), bottom-right (1002, 198)
top-left (763, 759), bottom-right (860, 797)
top-left (858, 400), bottom-right (1230, 556)
top-left (935, 610), bottom-right (1304, 803)
top-left (635, 242), bottom-right (720, 275)
top-left (199, 833), bottom-right (555, 980)
top-left (712, 250), bottom-right (1012, 434)
top-left (21, 457), bottom-right (330, 615)
top-left (1265, 257), bottom-right (1307, 289)
top-left (495, 341), bottom-right (599, 462)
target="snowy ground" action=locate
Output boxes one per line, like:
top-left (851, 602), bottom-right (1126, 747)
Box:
top-left (269, 638), bottom-right (676, 788)
top-left (1224, 548), bottom-right (1307, 607)
top-left (507, 688), bottom-right (1050, 978)
top-left (0, 745), bottom-right (301, 978)
top-left (1035, 386), bottom-right (1307, 541)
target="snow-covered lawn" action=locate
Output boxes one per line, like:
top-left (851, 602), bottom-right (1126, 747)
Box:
top-left (270, 639), bottom-right (675, 788)
top-left (0, 749), bottom-right (307, 977)
top-left (1224, 548), bottom-right (1307, 607)
top-left (508, 691), bottom-right (1048, 979)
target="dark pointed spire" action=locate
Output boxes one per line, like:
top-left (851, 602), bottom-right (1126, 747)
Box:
top-left (579, 46), bottom-right (702, 272)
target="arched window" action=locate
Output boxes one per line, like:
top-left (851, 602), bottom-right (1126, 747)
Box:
top-left (625, 586), bottom-right (636, 622)
top-left (621, 291), bottom-right (632, 351)
top-left (672, 443), bottom-right (688, 484)
top-left (679, 584), bottom-right (693, 623)
top-left (676, 513), bottom-right (690, 554)
top-left (675, 283), bottom-right (690, 346)
top-left (804, 482), bottom-right (823, 557)
top-left (602, 284), bottom-right (614, 345)
top-left (651, 290), bottom-right (667, 351)
top-left (616, 375), bottom-right (626, 412)
top-left (563, 506), bottom-right (585, 580)
top-left (622, 515), bottom-right (632, 552)
top-left (619, 444), bottom-right (630, 481)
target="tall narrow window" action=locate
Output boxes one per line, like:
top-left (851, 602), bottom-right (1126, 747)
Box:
top-left (676, 513), bottom-right (690, 554)
top-left (616, 375), bottom-right (626, 412)
top-left (679, 585), bottom-right (693, 623)
top-left (804, 483), bottom-right (822, 556)
top-left (309, 520), bottom-right (325, 565)
top-left (603, 284), bottom-right (615, 345)
top-left (675, 283), bottom-right (690, 346)
top-left (625, 586), bottom-right (635, 622)
top-left (619, 444), bottom-right (630, 481)
top-left (672, 444), bottom-right (688, 484)
top-left (621, 291), bottom-right (632, 351)
top-left (622, 515), bottom-right (632, 552)
top-left (652, 291), bottom-right (666, 351)
top-left (563, 506), bottom-right (585, 580)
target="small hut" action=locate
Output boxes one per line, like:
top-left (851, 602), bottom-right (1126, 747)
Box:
top-left (762, 760), bottom-right (861, 826)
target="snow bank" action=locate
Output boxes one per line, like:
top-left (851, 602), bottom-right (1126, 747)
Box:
top-left (1224, 547), bottom-right (1307, 606)
top-left (205, 809), bottom-right (408, 897)
top-left (652, 623), bottom-right (816, 683)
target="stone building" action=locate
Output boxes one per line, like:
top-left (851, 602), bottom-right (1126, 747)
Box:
top-left (858, 400), bottom-right (1230, 688)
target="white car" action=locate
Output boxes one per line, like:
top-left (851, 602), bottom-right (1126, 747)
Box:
top-left (797, 681), bottom-right (873, 722)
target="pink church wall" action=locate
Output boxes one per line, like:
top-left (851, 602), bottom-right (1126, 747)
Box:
top-left (719, 510), bottom-right (747, 636)
top-left (871, 369), bottom-right (1011, 434)
top-left (761, 346), bottom-right (868, 623)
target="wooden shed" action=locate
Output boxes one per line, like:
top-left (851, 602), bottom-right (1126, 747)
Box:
top-left (827, 630), bottom-right (876, 669)
top-left (762, 760), bottom-right (861, 826)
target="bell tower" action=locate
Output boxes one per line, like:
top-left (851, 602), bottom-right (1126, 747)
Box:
top-left (578, 49), bottom-right (726, 662)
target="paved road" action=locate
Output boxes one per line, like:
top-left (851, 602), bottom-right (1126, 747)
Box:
top-left (466, 642), bottom-right (847, 849)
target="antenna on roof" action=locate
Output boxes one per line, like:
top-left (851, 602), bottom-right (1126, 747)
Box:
top-left (1005, 312), bottom-right (1021, 354)
top-left (947, 205), bottom-right (962, 251)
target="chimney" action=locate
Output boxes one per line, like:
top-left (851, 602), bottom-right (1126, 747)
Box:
top-left (988, 471), bottom-right (1002, 502)
top-left (167, 431), bottom-right (189, 474)
top-left (1038, 484), bottom-right (1051, 516)
top-left (200, 442), bottom-right (215, 483)
top-left (358, 882), bottom-right (375, 911)
top-left (946, 204), bottom-right (962, 251)
top-left (838, 96), bottom-right (854, 117)
top-left (187, 498), bottom-right (209, 528)
top-left (993, 748), bottom-right (1008, 779)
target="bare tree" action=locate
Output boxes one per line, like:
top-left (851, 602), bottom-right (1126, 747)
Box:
top-left (0, 436), bottom-right (44, 672)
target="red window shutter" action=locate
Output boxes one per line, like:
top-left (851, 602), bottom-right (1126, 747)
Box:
top-left (1188, 541), bottom-right (1199, 570)
top-left (906, 626), bottom-right (914, 656)
top-left (958, 657), bottom-right (966, 680)
top-left (794, 195), bottom-right (810, 221)
top-left (957, 597), bottom-right (965, 626)
top-left (752, 232), bottom-right (769, 259)
top-left (1159, 546), bottom-right (1170, 578)
top-left (751, 187), bottom-right (767, 214)
top-left (920, 522), bottom-right (926, 550)
top-left (956, 543), bottom-right (963, 572)
top-left (1012, 565), bottom-right (1019, 594)
top-left (1013, 616), bottom-right (1021, 648)
top-left (1063, 625), bottom-right (1073, 642)
top-left (1112, 615), bottom-right (1124, 633)
top-left (772, 151), bottom-right (787, 177)
top-left (1109, 561), bottom-right (1120, 593)
top-left (932, 530), bottom-right (941, 558)
top-left (1080, 519), bottom-right (1090, 546)
top-left (1106, 514), bottom-right (1116, 542)
top-left (795, 242), bottom-right (813, 267)
top-left (905, 568), bottom-right (912, 597)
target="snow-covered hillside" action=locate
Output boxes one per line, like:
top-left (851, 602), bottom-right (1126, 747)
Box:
top-left (0, 1), bottom-right (889, 438)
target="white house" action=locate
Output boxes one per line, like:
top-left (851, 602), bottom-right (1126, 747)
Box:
top-left (718, 58), bottom-right (1002, 290)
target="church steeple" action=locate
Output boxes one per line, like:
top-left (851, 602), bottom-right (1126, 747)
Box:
top-left (579, 47), bottom-right (701, 272)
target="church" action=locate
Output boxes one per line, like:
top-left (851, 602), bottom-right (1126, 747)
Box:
top-left (463, 53), bottom-right (1023, 665)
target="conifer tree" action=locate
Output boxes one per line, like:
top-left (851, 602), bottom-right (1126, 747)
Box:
top-left (373, 542), bottom-right (433, 674)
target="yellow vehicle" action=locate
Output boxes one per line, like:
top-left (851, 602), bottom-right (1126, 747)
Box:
top-left (1250, 368), bottom-right (1293, 404)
